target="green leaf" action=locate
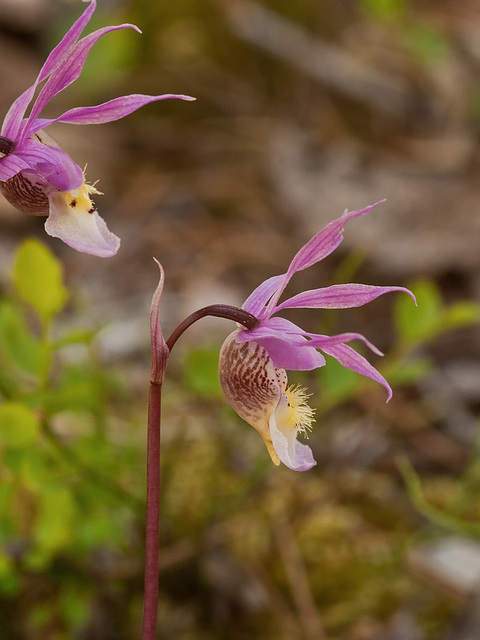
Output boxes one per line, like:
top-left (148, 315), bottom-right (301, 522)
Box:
top-left (32, 485), bottom-right (76, 555)
top-left (0, 402), bottom-right (40, 448)
top-left (43, 366), bottom-right (105, 414)
top-left (0, 300), bottom-right (44, 378)
top-left (13, 238), bottom-right (68, 322)
top-left (19, 449), bottom-right (50, 492)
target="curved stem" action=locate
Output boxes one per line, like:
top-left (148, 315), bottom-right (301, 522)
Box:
top-left (166, 304), bottom-right (259, 351)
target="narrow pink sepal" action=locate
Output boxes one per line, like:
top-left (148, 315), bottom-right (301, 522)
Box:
top-left (242, 275), bottom-right (283, 317)
top-left (305, 331), bottom-right (384, 356)
top-left (24, 24), bottom-right (143, 133)
top-left (322, 342), bottom-right (392, 401)
top-left (264, 201), bottom-right (385, 317)
top-left (1, 0), bottom-right (97, 138)
top-left (31, 94), bottom-right (196, 131)
top-left (275, 283), bottom-right (417, 312)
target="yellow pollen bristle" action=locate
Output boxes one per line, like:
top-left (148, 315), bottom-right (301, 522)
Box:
top-left (85, 181), bottom-right (102, 196)
top-left (62, 182), bottom-right (102, 212)
top-left (284, 385), bottom-right (315, 435)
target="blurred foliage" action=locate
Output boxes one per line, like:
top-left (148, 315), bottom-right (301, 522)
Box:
top-left (0, 239), bottom-right (145, 639)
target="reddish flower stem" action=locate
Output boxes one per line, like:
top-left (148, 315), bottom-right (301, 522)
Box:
top-left (141, 300), bottom-right (259, 640)
top-left (142, 380), bottom-right (162, 640)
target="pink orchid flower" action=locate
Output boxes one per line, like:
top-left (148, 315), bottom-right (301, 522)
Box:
top-left (219, 202), bottom-right (416, 471)
top-left (0, 0), bottom-right (194, 257)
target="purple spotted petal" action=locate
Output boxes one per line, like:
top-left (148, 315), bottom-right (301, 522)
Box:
top-left (263, 202), bottom-right (384, 318)
top-left (321, 342), bottom-right (392, 401)
top-left (275, 283), bottom-right (416, 312)
top-left (31, 94), bottom-right (195, 132)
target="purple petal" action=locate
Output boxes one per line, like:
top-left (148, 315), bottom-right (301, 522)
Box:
top-left (37, 0), bottom-right (97, 80)
top-left (288, 203), bottom-right (384, 273)
top-left (256, 336), bottom-right (325, 370)
top-left (2, 0), bottom-right (96, 139)
top-left (263, 202), bottom-right (384, 318)
top-left (31, 94), bottom-right (196, 131)
top-left (2, 89), bottom-right (36, 140)
top-left (238, 316), bottom-right (308, 340)
top-left (24, 24), bottom-right (142, 135)
top-left (236, 317), bottom-right (326, 370)
top-left (16, 139), bottom-right (83, 191)
top-left (275, 283), bottom-right (416, 312)
top-left (242, 275), bottom-right (284, 317)
top-left (45, 190), bottom-right (120, 258)
top-left (238, 317), bottom-right (378, 351)
top-left (304, 331), bottom-right (384, 356)
top-left (0, 154), bottom-right (31, 182)
top-left (236, 317), bottom-right (384, 370)
top-left (321, 342), bottom-right (392, 401)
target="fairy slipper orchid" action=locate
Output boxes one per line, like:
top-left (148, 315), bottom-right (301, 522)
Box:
top-left (219, 202), bottom-right (416, 471)
top-left (0, 0), bottom-right (194, 257)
